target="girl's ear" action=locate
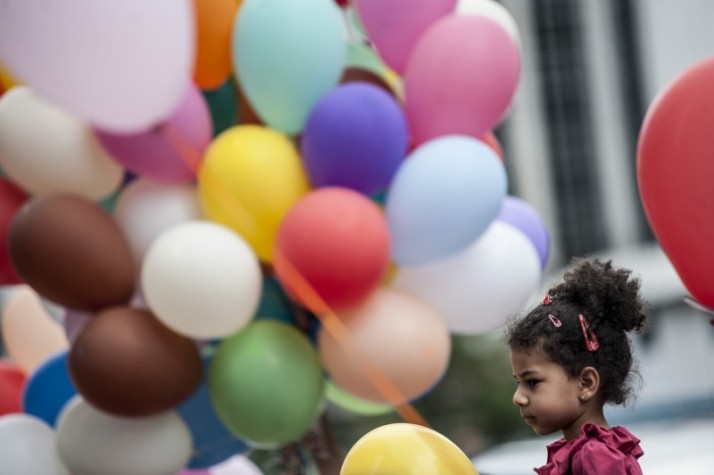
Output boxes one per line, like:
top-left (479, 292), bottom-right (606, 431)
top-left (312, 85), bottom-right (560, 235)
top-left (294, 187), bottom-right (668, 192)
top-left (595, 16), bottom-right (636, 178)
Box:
top-left (577, 366), bottom-right (600, 402)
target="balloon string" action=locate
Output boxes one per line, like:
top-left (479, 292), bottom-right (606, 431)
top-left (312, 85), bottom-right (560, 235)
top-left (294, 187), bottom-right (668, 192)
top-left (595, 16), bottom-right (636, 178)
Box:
top-left (163, 122), bottom-right (429, 428)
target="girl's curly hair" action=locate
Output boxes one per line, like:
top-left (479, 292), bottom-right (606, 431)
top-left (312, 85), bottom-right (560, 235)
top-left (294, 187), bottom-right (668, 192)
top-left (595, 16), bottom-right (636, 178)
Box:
top-left (506, 258), bottom-right (648, 405)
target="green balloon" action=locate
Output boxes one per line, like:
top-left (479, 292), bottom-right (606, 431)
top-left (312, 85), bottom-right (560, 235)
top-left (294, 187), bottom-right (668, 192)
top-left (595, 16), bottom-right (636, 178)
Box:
top-left (346, 43), bottom-right (387, 77)
top-left (209, 321), bottom-right (325, 447)
top-left (325, 379), bottom-right (393, 416)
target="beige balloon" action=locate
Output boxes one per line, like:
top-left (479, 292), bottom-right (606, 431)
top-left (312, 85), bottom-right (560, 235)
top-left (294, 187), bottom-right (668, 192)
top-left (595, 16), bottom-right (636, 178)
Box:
top-left (1, 285), bottom-right (69, 374)
top-left (318, 288), bottom-right (451, 404)
top-left (0, 86), bottom-right (123, 200)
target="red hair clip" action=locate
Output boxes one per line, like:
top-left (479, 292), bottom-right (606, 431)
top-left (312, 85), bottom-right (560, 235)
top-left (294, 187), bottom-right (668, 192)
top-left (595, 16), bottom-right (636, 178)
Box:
top-left (543, 294), bottom-right (553, 305)
top-left (548, 314), bottom-right (562, 327)
top-left (579, 314), bottom-right (599, 352)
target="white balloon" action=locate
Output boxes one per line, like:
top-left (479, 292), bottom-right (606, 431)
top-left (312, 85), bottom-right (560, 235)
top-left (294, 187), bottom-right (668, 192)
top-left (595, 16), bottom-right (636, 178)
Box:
top-left (56, 397), bottom-right (192, 475)
top-left (141, 221), bottom-right (262, 339)
top-left (0, 414), bottom-right (69, 475)
top-left (210, 455), bottom-right (264, 475)
top-left (115, 178), bottom-right (203, 269)
top-left (0, 0), bottom-right (194, 133)
top-left (393, 222), bottom-right (542, 335)
top-left (456, 0), bottom-right (522, 49)
top-left (0, 87), bottom-right (123, 200)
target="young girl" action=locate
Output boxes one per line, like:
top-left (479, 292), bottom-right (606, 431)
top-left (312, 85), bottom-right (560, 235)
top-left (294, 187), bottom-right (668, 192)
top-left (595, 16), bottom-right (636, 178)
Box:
top-left (506, 258), bottom-right (647, 474)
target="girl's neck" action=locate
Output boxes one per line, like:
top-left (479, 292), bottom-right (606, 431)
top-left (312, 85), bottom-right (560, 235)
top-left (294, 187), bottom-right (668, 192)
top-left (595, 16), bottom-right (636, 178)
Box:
top-left (562, 406), bottom-right (609, 441)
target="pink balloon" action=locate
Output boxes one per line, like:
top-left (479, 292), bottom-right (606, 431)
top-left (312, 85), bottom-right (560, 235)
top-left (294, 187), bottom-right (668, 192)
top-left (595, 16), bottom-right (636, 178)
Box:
top-left (95, 83), bottom-right (211, 183)
top-left (404, 15), bottom-right (520, 145)
top-left (355, 0), bottom-right (456, 74)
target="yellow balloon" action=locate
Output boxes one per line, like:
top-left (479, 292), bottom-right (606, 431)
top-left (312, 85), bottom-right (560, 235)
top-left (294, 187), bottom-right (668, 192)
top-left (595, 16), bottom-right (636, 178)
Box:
top-left (198, 125), bottom-right (310, 262)
top-left (341, 423), bottom-right (478, 475)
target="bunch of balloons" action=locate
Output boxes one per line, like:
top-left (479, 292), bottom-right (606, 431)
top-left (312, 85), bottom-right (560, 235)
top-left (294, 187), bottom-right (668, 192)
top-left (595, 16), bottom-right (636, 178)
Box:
top-left (0, 0), bottom-right (550, 473)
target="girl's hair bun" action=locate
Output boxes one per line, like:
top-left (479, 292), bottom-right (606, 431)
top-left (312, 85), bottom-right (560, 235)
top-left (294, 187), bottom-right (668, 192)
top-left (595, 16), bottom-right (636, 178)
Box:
top-left (549, 257), bottom-right (647, 333)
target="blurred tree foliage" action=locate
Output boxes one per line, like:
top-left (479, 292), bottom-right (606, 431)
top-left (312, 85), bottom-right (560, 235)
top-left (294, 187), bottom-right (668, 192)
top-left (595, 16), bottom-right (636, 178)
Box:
top-left (327, 332), bottom-right (533, 458)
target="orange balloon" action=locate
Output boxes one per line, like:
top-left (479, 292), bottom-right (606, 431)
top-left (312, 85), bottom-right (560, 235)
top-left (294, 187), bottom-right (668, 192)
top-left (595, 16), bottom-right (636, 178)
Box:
top-left (193, 0), bottom-right (241, 89)
top-left (318, 288), bottom-right (451, 404)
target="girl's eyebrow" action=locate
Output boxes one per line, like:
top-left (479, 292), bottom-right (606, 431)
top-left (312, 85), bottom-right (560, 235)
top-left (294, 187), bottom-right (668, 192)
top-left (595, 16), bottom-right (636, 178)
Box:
top-left (514, 370), bottom-right (537, 378)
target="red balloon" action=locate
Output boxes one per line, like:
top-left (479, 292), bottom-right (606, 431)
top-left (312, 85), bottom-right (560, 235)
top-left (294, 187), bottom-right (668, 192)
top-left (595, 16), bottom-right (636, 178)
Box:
top-left (68, 306), bottom-right (202, 417)
top-left (0, 360), bottom-right (26, 415)
top-left (274, 187), bottom-right (390, 311)
top-left (637, 57), bottom-right (714, 308)
top-left (8, 193), bottom-right (135, 311)
top-left (0, 178), bottom-right (28, 285)
top-left (480, 131), bottom-right (505, 161)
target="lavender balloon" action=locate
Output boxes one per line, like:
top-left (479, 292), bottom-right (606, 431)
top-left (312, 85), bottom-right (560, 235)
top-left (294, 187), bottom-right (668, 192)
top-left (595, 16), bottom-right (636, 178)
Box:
top-left (96, 83), bottom-right (212, 183)
top-left (301, 82), bottom-right (408, 195)
top-left (498, 196), bottom-right (550, 269)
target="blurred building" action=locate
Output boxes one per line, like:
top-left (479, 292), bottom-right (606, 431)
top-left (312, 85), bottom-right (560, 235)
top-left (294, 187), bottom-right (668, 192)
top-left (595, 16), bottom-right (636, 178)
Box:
top-left (499, 0), bottom-right (714, 263)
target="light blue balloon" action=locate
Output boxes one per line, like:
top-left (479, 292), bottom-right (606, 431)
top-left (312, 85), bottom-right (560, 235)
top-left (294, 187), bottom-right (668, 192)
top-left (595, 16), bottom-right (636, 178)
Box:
top-left (386, 136), bottom-right (508, 266)
top-left (233, 0), bottom-right (347, 135)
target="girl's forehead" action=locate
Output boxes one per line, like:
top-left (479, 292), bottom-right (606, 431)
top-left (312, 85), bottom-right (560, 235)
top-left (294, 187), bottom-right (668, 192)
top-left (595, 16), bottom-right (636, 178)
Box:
top-left (510, 347), bottom-right (553, 370)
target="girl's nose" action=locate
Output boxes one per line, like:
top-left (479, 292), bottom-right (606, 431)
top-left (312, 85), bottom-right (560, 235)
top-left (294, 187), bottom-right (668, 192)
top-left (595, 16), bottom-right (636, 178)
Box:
top-left (512, 386), bottom-right (527, 407)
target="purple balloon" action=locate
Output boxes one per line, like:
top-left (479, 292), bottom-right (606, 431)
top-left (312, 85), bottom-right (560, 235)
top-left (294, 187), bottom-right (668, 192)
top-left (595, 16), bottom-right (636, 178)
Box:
top-left (95, 82), bottom-right (212, 183)
top-left (301, 82), bottom-right (409, 195)
top-left (498, 196), bottom-right (550, 269)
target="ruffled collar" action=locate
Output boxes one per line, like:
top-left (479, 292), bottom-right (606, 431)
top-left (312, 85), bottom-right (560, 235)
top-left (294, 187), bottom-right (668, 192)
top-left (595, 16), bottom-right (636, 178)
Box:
top-left (534, 423), bottom-right (644, 474)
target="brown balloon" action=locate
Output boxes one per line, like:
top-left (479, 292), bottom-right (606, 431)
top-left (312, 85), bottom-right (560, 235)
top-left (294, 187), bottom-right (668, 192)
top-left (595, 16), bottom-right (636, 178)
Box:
top-left (8, 193), bottom-right (135, 311)
top-left (69, 306), bottom-right (203, 417)
top-left (340, 67), bottom-right (396, 98)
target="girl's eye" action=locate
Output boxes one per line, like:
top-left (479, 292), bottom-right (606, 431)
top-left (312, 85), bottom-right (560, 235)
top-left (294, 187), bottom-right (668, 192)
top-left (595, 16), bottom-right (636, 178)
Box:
top-left (526, 380), bottom-right (540, 388)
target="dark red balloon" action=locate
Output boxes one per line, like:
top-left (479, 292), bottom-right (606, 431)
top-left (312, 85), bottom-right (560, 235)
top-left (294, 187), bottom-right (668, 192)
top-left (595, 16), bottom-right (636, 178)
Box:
top-left (8, 193), bottom-right (135, 311)
top-left (68, 306), bottom-right (202, 417)
top-left (637, 57), bottom-right (714, 308)
top-left (480, 131), bottom-right (505, 161)
top-left (0, 360), bottom-right (26, 415)
top-left (0, 178), bottom-right (28, 284)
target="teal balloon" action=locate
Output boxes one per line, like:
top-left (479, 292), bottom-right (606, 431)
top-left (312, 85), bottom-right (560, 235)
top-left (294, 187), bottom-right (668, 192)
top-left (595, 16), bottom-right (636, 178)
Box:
top-left (208, 321), bottom-right (324, 447)
top-left (346, 43), bottom-right (386, 77)
top-left (202, 79), bottom-right (238, 137)
top-left (386, 136), bottom-right (508, 266)
top-left (233, 0), bottom-right (347, 135)
top-left (254, 276), bottom-right (296, 324)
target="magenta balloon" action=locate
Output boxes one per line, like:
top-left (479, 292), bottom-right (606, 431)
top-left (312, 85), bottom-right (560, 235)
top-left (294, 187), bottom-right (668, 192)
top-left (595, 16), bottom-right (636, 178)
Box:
top-left (497, 196), bottom-right (550, 269)
top-left (404, 15), bottom-right (520, 145)
top-left (301, 83), bottom-right (409, 195)
top-left (355, 0), bottom-right (456, 74)
top-left (96, 83), bottom-right (212, 183)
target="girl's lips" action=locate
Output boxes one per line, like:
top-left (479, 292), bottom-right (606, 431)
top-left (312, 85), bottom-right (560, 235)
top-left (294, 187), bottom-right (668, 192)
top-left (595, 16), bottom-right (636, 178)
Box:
top-left (523, 416), bottom-right (536, 425)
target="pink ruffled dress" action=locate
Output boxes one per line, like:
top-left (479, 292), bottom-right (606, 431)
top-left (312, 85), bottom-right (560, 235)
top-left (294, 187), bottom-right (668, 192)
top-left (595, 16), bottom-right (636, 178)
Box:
top-left (534, 423), bottom-right (644, 475)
